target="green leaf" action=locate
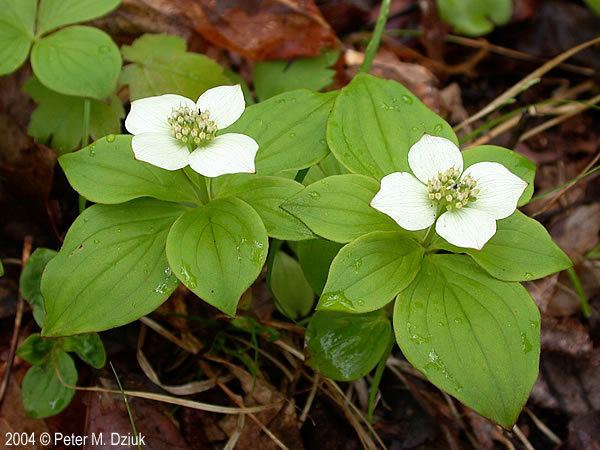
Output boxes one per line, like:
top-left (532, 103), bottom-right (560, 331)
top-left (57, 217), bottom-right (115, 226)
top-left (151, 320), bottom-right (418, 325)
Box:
top-left (463, 145), bottom-right (535, 206)
top-left (61, 333), bottom-right (106, 369)
top-left (24, 76), bottom-right (124, 154)
top-left (296, 239), bottom-right (343, 294)
top-left (303, 152), bottom-right (348, 185)
top-left (17, 334), bottom-right (53, 365)
top-left (270, 251), bottom-right (314, 319)
top-left (585, 0), bottom-right (600, 15)
top-left (37, 0), bottom-right (121, 36)
top-left (253, 50), bottom-right (339, 101)
top-left (59, 135), bottom-right (201, 204)
top-left (319, 232), bottom-right (424, 313)
top-left (22, 350), bottom-right (77, 419)
top-left (0, 0), bottom-right (35, 75)
top-left (282, 174), bottom-right (399, 243)
top-left (0, 260), bottom-right (3, 277)
top-left (437, 0), bottom-right (512, 36)
top-left (587, 243), bottom-right (600, 260)
top-left (215, 174), bottom-right (313, 240)
top-left (166, 198), bottom-right (268, 316)
top-left (327, 73), bottom-right (457, 180)
top-left (31, 25), bottom-right (121, 100)
top-left (306, 309), bottom-right (392, 381)
top-left (225, 90), bottom-right (336, 175)
top-left (20, 248), bottom-right (57, 327)
top-left (121, 34), bottom-right (229, 101)
top-left (394, 254), bottom-right (540, 427)
top-left (431, 211), bottom-right (571, 281)
top-left (41, 199), bottom-right (185, 336)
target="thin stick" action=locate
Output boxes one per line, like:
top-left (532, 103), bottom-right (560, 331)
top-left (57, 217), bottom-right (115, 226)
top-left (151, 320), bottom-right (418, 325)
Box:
top-left (298, 374), bottom-right (319, 427)
top-left (512, 425), bottom-right (536, 450)
top-left (139, 316), bottom-right (201, 354)
top-left (359, 0), bottom-right (391, 73)
top-left (455, 35), bottom-right (600, 132)
top-left (524, 407), bottom-right (562, 445)
top-left (68, 383), bottom-right (280, 414)
top-left (532, 150), bottom-right (600, 217)
top-left (0, 236), bottom-right (32, 405)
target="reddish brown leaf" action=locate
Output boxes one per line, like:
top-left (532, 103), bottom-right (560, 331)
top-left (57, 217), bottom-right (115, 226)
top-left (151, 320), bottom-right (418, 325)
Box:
top-left (181, 0), bottom-right (339, 60)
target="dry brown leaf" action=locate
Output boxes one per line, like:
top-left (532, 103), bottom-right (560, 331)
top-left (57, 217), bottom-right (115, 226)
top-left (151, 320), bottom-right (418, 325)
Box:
top-left (182, 0), bottom-right (339, 61)
top-left (551, 204), bottom-right (600, 261)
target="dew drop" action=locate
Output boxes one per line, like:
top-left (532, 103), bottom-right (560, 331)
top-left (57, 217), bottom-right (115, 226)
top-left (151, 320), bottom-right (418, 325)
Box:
top-left (179, 263), bottom-right (197, 289)
top-left (352, 258), bottom-right (362, 273)
top-left (521, 332), bottom-right (532, 353)
top-left (401, 95), bottom-right (413, 104)
top-left (308, 191), bottom-right (320, 200)
top-left (433, 123), bottom-right (443, 133)
top-left (106, 134), bottom-right (116, 143)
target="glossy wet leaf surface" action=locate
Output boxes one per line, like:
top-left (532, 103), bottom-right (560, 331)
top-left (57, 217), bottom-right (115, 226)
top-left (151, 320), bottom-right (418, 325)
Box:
top-left (306, 309), bottom-right (391, 381)
top-left (318, 232), bottom-right (424, 313)
top-left (166, 197), bottom-right (268, 316)
top-left (41, 199), bottom-right (184, 335)
top-left (327, 73), bottom-right (457, 180)
top-left (22, 350), bottom-right (77, 419)
top-left (394, 254), bottom-right (540, 428)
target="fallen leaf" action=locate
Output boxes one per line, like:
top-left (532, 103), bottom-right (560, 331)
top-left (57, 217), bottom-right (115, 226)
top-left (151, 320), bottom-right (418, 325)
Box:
top-left (181, 0), bottom-right (339, 61)
top-left (551, 204), bottom-right (600, 261)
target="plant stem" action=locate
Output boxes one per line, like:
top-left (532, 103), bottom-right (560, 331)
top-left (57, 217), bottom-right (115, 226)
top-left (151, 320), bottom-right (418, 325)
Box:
top-left (421, 225), bottom-right (435, 248)
top-left (367, 334), bottom-right (393, 423)
top-left (359, 0), bottom-right (391, 74)
top-left (566, 267), bottom-right (591, 317)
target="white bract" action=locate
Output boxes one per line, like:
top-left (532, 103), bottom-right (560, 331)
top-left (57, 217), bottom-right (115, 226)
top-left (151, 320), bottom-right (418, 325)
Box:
top-left (125, 85), bottom-right (258, 177)
top-left (371, 135), bottom-right (527, 250)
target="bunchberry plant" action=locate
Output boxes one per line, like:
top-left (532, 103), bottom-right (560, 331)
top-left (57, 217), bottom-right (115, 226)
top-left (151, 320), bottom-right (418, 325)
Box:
top-left (282, 73), bottom-right (571, 427)
top-left (4, 2), bottom-right (572, 428)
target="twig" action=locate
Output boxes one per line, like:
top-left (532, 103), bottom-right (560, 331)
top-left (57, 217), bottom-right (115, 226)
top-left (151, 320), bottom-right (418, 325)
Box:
top-left (0, 236), bottom-right (32, 405)
top-left (524, 407), bottom-right (562, 445)
top-left (298, 374), bottom-right (319, 427)
top-left (519, 93), bottom-right (600, 142)
top-left (512, 424), bottom-right (536, 450)
top-left (139, 316), bottom-right (202, 354)
top-left (532, 150), bottom-right (600, 217)
top-left (455, 35), bottom-right (600, 132)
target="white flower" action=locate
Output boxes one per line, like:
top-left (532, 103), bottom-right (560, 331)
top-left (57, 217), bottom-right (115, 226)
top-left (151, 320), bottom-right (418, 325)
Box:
top-left (371, 135), bottom-right (527, 250)
top-left (124, 85), bottom-right (258, 177)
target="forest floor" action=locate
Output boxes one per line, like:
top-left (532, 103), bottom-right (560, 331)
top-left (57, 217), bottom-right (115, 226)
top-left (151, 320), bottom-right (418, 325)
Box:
top-left (1, 0), bottom-right (599, 449)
